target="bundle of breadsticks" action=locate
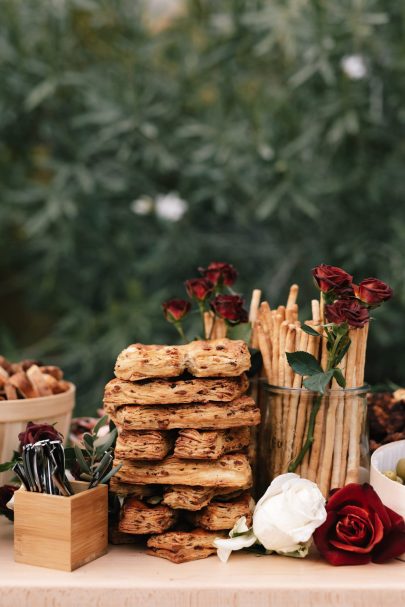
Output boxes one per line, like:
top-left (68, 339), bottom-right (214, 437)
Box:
top-left (250, 285), bottom-right (369, 497)
top-left (104, 338), bottom-right (260, 563)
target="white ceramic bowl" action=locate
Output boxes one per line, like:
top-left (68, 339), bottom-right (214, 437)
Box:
top-left (370, 439), bottom-right (405, 561)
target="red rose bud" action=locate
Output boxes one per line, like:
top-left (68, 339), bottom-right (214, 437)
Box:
top-left (18, 421), bottom-right (63, 448)
top-left (312, 264), bottom-right (353, 294)
top-left (354, 278), bottom-right (393, 306)
top-left (314, 483), bottom-right (405, 566)
top-left (325, 299), bottom-right (369, 328)
top-left (162, 298), bottom-right (191, 322)
top-left (0, 484), bottom-right (17, 521)
top-left (185, 278), bottom-right (214, 301)
top-left (200, 262), bottom-right (238, 287)
top-left (210, 294), bottom-right (248, 324)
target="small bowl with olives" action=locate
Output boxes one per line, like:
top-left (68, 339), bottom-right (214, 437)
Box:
top-left (370, 439), bottom-right (405, 561)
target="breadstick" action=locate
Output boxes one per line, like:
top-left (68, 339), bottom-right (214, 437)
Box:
top-left (346, 325), bottom-right (369, 484)
top-left (257, 322), bottom-right (272, 383)
top-left (259, 301), bottom-right (273, 336)
top-left (271, 314), bottom-right (282, 385)
top-left (290, 331), bottom-right (310, 464)
top-left (278, 321), bottom-right (289, 386)
top-left (277, 305), bottom-right (286, 320)
top-left (203, 311), bottom-right (214, 339)
top-left (286, 284), bottom-right (299, 309)
top-left (300, 327), bottom-right (321, 478)
top-left (249, 289), bottom-right (262, 324)
top-left (344, 330), bottom-right (360, 484)
top-left (284, 325), bottom-right (296, 388)
top-left (249, 289), bottom-right (262, 348)
top-left (339, 329), bottom-right (360, 487)
top-left (311, 299), bottom-right (320, 323)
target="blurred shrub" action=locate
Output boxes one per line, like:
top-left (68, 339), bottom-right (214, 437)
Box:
top-left (0, 0), bottom-right (404, 413)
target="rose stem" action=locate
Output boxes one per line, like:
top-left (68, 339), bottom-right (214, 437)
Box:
top-left (174, 321), bottom-right (187, 343)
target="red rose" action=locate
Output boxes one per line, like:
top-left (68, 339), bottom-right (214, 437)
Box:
top-left (354, 278), bottom-right (393, 307)
top-left (162, 298), bottom-right (191, 322)
top-left (199, 262), bottom-right (238, 287)
top-left (18, 421), bottom-right (63, 448)
top-left (314, 483), bottom-right (405, 565)
top-left (312, 264), bottom-right (353, 294)
top-left (210, 294), bottom-right (248, 324)
top-left (184, 278), bottom-right (214, 302)
top-left (0, 484), bottom-right (17, 521)
top-left (325, 299), bottom-right (369, 328)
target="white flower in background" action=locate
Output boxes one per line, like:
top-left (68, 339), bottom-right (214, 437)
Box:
top-left (341, 55), bottom-right (367, 80)
top-left (214, 474), bottom-right (327, 562)
top-left (155, 192), bottom-right (188, 222)
top-left (130, 196), bottom-right (153, 216)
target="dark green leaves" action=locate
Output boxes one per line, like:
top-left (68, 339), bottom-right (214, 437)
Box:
top-left (286, 351), bottom-right (323, 376)
top-left (301, 324), bottom-right (321, 337)
top-left (303, 370), bottom-right (334, 393)
top-left (0, 460), bottom-right (16, 473)
top-left (74, 445), bottom-right (91, 474)
top-left (333, 368), bottom-right (346, 388)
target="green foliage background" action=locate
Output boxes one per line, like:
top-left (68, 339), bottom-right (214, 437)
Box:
top-left (0, 0), bottom-right (404, 415)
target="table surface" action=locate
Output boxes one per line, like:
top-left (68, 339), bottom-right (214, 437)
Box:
top-left (0, 518), bottom-right (404, 607)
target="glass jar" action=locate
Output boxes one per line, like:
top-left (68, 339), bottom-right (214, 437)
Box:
top-left (255, 384), bottom-right (369, 498)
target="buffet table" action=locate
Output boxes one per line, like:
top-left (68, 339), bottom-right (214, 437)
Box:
top-left (1, 518), bottom-right (404, 607)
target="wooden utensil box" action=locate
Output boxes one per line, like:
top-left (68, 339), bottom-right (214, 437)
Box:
top-left (14, 481), bottom-right (108, 571)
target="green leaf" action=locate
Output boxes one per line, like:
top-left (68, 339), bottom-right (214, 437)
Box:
top-left (301, 324), bottom-right (321, 337)
top-left (333, 368), bottom-right (346, 388)
top-left (100, 463), bottom-right (122, 484)
top-left (93, 415), bottom-right (109, 435)
top-left (83, 433), bottom-right (94, 453)
top-left (334, 339), bottom-right (351, 367)
top-left (0, 460), bottom-right (17, 472)
top-left (334, 322), bottom-right (349, 337)
top-left (303, 370), bottom-right (334, 393)
top-left (286, 351), bottom-right (323, 376)
top-left (74, 445), bottom-right (91, 474)
top-left (94, 428), bottom-right (117, 454)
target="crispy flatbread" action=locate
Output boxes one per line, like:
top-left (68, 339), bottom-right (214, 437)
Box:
top-left (114, 453), bottom-right (252, 488)
top-left (104, 374), bottom-right (249, 407)
top-left (147, 529), bottom-right (226, 563)
top-left (114, 338), bottom-right (250, 381)
top-left (174, 427), bottom-right (250, 459)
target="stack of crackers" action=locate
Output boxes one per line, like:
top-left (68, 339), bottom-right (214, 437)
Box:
top-left (104, 338), bottom-right (260, 563)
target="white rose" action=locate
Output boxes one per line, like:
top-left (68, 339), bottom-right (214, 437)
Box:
top-left (214, 474), bottom-right (326, 562)
top-left (253, 473), bottom-right (326, 553)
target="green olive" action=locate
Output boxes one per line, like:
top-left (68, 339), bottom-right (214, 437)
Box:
top-left (395, 458), bottom-right (405, 482)
top-left (383, 470), bottom-right (398, 481)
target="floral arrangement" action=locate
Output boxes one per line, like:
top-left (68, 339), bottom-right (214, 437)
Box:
top-left (214, 473), bottom-right (405, 566)
top-left (162, 261), bottom-right (249, 341)
top-left (255, 264), bottom-right (393, 496)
